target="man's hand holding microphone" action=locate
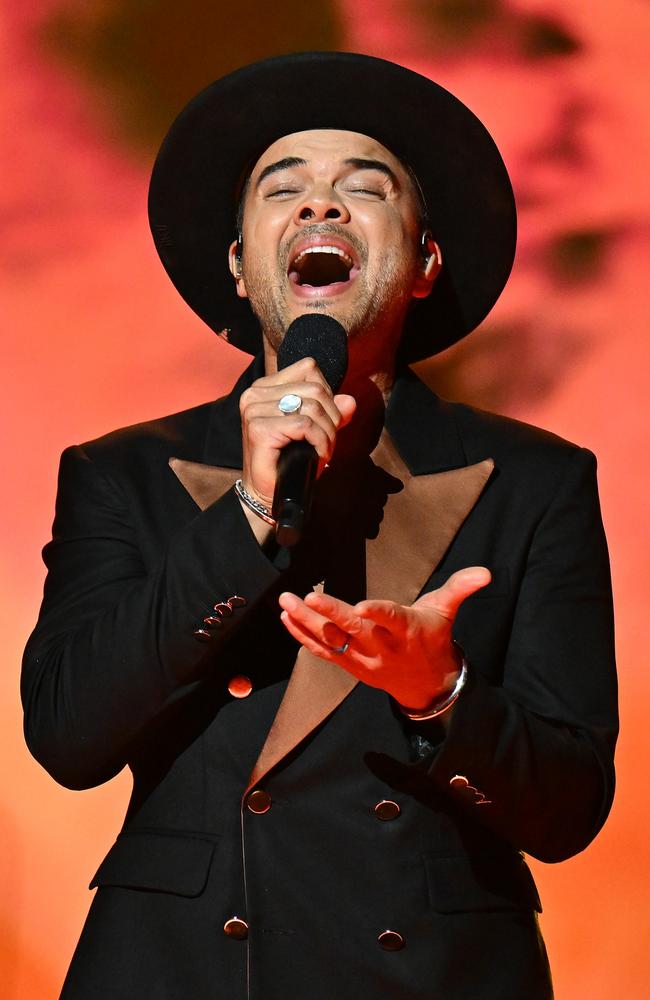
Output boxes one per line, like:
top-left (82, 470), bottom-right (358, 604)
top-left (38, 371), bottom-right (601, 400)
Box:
top-left (236, 314), bottom-right (489, 719)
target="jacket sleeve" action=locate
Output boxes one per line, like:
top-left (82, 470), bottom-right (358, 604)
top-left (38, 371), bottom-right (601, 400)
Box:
top-left (21, 444), bottom-right (282, 790)
top-left (427, 446), bottom-right (618, 863)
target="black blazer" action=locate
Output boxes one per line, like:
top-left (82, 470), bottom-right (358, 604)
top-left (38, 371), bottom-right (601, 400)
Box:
top-left (22, 357), bottom-right (617, 1000)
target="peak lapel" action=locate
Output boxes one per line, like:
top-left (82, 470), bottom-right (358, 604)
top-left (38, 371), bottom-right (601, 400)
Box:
top-left (167, 455), bottom-right (356, 794)
top-left (169, 457), bottom-right (239, 510)
top-left (246, 432), bottom-right (494, 793)
top-left (246, 647), bottom-right (356, 792)
top-left (366, 434), bottom-right (494, 603)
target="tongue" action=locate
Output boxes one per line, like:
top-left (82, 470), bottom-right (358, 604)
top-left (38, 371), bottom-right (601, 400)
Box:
top-left (290, 251), bottom-right (355, 287)
top-left (289, 270), bottom-right (342, 288)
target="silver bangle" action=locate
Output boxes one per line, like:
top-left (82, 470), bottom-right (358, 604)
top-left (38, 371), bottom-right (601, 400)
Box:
top-left (398, 658), bottom-right (468, 721)
top-left (234, 479), bottom-right (276, 526)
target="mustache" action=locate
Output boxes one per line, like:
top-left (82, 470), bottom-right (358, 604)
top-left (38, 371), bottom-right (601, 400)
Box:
top-left (279, 224), bottom-right (367, 269)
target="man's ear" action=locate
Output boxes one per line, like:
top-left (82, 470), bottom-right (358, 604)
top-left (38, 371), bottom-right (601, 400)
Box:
top-left (412, 234), bottom-right (442, 300)
top-left (228, 237), bottom-right (248, 299)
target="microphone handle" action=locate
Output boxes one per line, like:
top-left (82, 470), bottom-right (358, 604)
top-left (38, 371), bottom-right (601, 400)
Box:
top-left (272, 440), bottom-right (318, 547)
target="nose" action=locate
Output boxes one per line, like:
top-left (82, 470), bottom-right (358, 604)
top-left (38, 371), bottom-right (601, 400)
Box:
top-left (294, 185), bottom-right (351, 225)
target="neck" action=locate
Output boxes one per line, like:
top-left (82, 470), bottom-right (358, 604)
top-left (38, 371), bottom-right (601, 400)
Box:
top-left (335, 347), bottom-right (398, 463)
top-left (334, 377), bottom-right (386, 463)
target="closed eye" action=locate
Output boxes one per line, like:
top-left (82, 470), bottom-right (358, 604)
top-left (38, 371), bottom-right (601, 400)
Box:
top-left (265, 188), bottom-right (301, 198)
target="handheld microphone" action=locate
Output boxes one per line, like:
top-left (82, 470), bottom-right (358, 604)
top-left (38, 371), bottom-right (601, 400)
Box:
top-left (272, 315), bottom-right (348, 547)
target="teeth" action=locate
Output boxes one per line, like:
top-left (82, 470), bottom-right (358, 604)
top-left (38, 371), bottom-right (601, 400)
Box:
top-left (293, 245), bottom-right (354, 268)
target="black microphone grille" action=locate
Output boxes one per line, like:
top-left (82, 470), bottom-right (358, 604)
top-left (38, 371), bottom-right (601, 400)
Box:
top-left (277, 315), bottom-right (348, 393)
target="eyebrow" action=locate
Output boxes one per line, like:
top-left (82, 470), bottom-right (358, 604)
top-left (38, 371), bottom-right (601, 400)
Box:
top-left (343, 158), bottom-right (399, 184)
top-left (254, 156), bottom-right (399, 188)
top-left (255, 157), bottom-right (307, 187)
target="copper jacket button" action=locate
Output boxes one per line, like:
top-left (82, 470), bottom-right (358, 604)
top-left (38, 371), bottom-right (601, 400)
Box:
top-left (246, 789), bottom-right (272, 814)
top-left (223, 916), bottom-right (248, 940)
top-left (374, 799), bottom-right (401, 821)
top-left (228, 675), bottom-right (253, 698)
top-left (378, 929), bottom-right (405, 951)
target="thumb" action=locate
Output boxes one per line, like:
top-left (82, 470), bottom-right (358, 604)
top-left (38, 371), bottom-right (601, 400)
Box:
top-left (416, 567), bottom-right (492, 621)
top-left (334, 393), bottom-right (357, 428)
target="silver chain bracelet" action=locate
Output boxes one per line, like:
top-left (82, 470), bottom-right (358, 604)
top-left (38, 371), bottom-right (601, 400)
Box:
top-left (234, 479), bottom-right (277, 526)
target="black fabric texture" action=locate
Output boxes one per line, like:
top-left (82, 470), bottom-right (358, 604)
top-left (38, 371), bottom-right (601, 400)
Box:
top-left (22, 360), bottom-right (616, 999)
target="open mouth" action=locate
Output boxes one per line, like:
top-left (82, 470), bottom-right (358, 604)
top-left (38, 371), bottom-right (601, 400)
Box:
top-left (288, 244), bottom-right (359, 292)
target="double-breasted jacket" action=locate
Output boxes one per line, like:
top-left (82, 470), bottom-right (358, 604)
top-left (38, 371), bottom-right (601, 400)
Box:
top-left (22, 356), bottom-right (618, 999)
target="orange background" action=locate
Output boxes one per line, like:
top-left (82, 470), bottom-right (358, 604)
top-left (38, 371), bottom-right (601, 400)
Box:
top-left (3, 2), bottom-right (648, 996)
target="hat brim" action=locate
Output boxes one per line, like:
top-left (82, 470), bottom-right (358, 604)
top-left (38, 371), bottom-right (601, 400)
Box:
top-left (148, 51), bottom-right (516, 362)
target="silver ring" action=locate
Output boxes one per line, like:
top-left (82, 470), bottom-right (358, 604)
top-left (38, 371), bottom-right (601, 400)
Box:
top-left (278, 393), bottom-right (303, 415)
top-left (331, 640), bottom-right (350, 654)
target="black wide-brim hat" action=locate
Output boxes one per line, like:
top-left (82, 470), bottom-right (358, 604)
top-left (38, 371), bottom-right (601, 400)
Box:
top-left (149, 51), bottom-right (516, 363)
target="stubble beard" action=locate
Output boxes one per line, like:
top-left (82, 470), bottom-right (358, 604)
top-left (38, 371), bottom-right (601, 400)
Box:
top-left (243, 243), bottom-right (415, 356)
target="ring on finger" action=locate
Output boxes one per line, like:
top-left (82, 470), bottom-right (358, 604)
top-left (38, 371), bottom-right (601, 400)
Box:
top-left (278, 393), bottom-right (303, 415)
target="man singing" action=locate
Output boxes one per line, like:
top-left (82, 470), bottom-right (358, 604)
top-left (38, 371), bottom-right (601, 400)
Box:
top-left (22, 52), bottom-right (617, 999)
